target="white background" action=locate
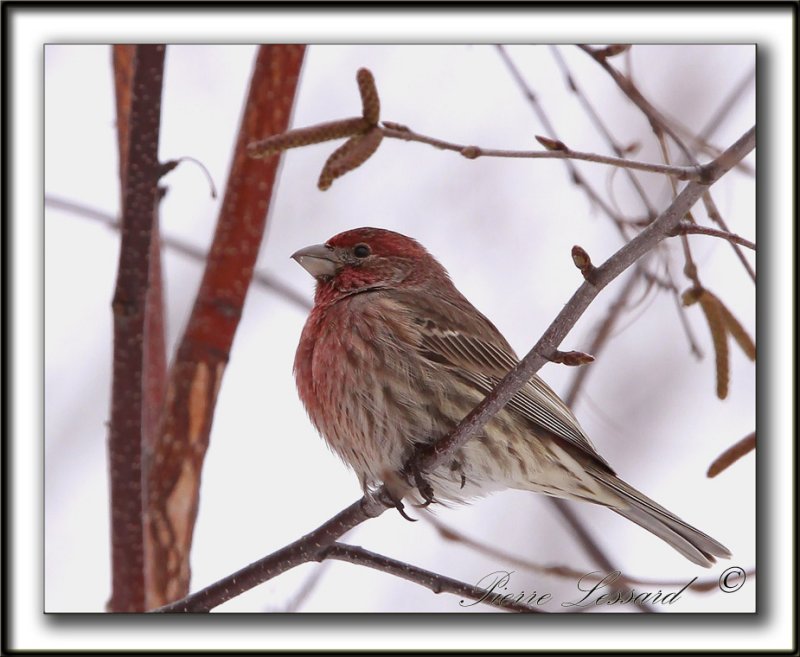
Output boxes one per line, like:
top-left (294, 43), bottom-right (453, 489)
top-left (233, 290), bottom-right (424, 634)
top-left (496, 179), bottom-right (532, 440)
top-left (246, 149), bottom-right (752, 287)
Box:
top-left (9, 4), bottom-right (794, 653)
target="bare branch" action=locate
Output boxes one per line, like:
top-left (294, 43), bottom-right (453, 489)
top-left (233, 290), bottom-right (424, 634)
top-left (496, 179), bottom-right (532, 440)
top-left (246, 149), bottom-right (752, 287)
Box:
top-left (107, 44), bottom-right (166, 613)
top-left (673, 221), bottom-right (755, 251)
top-left (549, 45), bottom-right (657, 220)
top-left (144, 45), bottom-right (306, 608)
top-left (323, 543), bottom-right (545, 613)
top-left (380, 124), bottom-right (704, 180)
top-left (701, 192), bottom-right (756, 281)
top-left (579, 45), bottom-right (755, 283)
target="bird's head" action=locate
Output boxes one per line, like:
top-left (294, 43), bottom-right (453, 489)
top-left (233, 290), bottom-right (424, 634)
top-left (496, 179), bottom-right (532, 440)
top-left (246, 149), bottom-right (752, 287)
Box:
top-left (292, 227), bottom-right (450, 303)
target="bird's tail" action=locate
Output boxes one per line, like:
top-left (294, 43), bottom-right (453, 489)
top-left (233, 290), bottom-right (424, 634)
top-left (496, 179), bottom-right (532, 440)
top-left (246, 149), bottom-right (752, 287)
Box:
top-left (596, 473), bottom-right (732, 568)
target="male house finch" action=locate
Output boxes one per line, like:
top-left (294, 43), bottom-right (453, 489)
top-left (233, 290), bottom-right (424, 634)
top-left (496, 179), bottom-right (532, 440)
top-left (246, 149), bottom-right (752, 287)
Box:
top-left (292, 227), bottom-right (730, 567)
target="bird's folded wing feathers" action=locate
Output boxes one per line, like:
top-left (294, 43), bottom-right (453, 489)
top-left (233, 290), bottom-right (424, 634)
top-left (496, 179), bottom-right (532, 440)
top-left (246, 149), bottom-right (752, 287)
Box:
top-left (399, 291), bottom-right (613, 471)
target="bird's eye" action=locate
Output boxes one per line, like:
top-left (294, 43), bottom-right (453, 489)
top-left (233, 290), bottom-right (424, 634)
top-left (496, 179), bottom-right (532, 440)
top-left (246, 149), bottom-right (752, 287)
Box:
top-left (353, 244), bottom-right (371, 258)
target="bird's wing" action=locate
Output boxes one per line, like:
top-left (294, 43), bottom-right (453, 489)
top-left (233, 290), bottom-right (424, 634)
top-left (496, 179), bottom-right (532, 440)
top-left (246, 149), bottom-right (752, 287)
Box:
top-left (396, 289), bottom-right (613, 471)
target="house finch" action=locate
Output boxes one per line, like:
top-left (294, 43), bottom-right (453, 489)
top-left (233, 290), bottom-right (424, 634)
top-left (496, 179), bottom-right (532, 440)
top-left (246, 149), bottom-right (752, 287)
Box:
top-left (292, 227), bottom-right (730, 567)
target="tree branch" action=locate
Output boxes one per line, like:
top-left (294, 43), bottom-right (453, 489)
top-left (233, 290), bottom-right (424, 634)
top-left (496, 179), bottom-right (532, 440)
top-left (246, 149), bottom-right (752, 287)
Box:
top-left (143, 45), bottom-right (306, 609)
top-left (579, 45), bottom-right (755, 283)
top-left (323, 543), bottom-right (546, 613)
top-left (673, 221), bottom-right (755, 250)
top-left (548, 45), bottom-right (657, 220)
top-left (107, 44), bottom-right (166, 613)
top-left (379, 124), bottom-right (704, 180)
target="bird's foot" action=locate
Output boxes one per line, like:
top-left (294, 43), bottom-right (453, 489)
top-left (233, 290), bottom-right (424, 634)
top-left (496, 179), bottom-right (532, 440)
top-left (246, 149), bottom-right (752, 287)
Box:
top-left (407, 456), bottom-right (436, 508)
top-left (376, 486), bottom-right (417, 522)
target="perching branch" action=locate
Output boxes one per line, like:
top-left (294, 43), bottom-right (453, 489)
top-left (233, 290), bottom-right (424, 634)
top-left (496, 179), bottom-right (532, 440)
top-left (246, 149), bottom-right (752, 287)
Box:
top-left (418, 126), bottom-right (754, 474)
top-left (153, 125), bottom-right (754, 613)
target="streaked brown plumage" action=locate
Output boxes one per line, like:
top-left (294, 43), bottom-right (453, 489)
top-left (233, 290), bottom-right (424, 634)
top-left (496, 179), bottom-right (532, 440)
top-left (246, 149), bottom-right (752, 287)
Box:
top-left (292, 227), bottom-right (730, 567)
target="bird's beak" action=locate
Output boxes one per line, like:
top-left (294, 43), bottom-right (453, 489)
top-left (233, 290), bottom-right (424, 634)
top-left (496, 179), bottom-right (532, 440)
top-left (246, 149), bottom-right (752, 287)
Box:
top-left (291, 243), bottom-right (340, 279)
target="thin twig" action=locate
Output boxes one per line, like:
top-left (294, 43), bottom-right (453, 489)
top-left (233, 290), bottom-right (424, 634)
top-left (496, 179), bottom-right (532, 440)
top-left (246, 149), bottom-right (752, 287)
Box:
top-left (497, 46), bottom-right (697, 358)
top-left (701, 192), bottom-right (756, 281)
top-left (381, 125), bottom-right (704, 180)
top-left (674, 221), bottom-right (755, 250)
top-left (497, 45), bottom-right (661, 232)
top-left (579, 45), bottom-right (756, 284)
top-left (699, 67), bottom-right (757, 143)
top-left (578, 45), bottom-right (696, 163)
top-left (549, 45), bottom-right (657, 220)
top-left (324, 543), bottom-right (545, 613)
top-left (564, 273), bottom-right (640, 407)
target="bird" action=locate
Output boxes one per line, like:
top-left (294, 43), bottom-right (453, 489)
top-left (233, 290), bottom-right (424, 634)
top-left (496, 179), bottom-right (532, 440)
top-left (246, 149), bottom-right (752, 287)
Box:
top-left (291, 226), bottom-right (731, 568)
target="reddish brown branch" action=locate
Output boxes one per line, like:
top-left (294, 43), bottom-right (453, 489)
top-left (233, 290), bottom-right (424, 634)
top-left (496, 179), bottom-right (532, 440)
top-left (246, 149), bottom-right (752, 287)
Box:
top-left (112, 45), bottom-right (168, 446)
top-left (108, 44), bottom-right (166, 613)
top-left (143, 45), bottom-right (306, 609)
top-left (112, 46), bottom-right (134, 188)
top-left (142, 195), bottom-right (167, 450)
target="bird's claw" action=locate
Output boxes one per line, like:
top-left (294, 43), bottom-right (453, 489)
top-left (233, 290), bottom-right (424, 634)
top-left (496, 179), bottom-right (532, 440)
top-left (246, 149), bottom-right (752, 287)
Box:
top-left (408, 457), bottom-right (436, 508)
top-left (377, 487), bottom-right (417, 522)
